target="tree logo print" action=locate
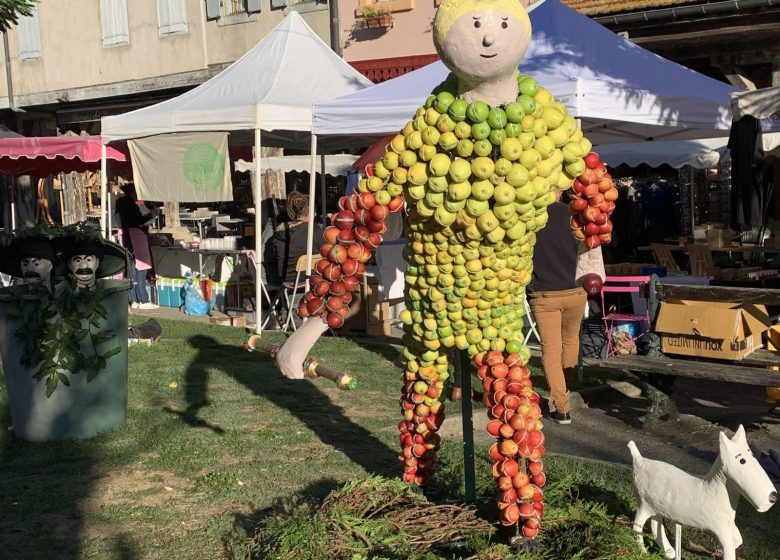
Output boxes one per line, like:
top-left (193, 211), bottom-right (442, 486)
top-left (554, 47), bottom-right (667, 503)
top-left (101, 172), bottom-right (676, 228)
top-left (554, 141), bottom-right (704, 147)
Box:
top-left (183, 143), bottom-right (224, 192)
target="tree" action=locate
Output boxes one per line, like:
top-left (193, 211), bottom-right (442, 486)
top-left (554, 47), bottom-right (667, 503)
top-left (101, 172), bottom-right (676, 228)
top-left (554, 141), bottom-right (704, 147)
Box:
top-left (0, 0), bottom-right (36, 33)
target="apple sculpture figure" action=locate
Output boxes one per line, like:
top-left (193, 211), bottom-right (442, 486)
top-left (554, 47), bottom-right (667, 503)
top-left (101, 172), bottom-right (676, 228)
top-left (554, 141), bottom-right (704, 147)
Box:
top-left (274, 0), bottom-right (617, 539)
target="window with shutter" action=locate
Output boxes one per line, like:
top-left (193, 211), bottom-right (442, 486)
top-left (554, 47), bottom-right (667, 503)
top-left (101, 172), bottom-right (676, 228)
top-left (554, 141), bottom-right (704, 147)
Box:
top-left (205, 0), bottom-right (221, 21)
top-left (101, 0), bottom-right (130, 47)
top-left (223, 0), bottom-right (247, 15)
top-left (247, 0), bottom-right (263, 13)
top-left (17, 7), bottom-right (41, 61)
top-left (158, 0), bottom-right (188, 36)
top-left (269, 0), bottom-right (286, 10)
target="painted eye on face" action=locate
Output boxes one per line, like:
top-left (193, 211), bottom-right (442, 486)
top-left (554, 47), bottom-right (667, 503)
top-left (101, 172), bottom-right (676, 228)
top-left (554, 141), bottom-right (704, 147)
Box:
top-left (474, 20), bottom-right (481, 28)
top-left (501, 22), bottom-right (508, 29)
top-left (739, 458), bottom-right (747, 465)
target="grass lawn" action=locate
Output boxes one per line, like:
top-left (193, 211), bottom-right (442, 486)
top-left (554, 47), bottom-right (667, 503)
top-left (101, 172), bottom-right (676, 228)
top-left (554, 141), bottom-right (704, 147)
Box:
top-left (1, 319), bottom-right (777, 559)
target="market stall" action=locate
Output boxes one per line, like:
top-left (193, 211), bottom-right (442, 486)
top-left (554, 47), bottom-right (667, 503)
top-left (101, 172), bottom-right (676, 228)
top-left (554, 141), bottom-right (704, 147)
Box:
top-left (100, 12), bottom-right (372, 331)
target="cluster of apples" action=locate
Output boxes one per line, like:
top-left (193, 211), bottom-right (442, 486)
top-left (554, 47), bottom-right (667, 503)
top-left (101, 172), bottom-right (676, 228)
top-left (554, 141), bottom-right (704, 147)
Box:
top-left (296, 191), bottom-right (403, 329)
top-left (477, 351), bottom-right (545, 535)
top-left (568, 152), bottom-right (618, 249)
top-left (398, 356), bottom-right (446, 486)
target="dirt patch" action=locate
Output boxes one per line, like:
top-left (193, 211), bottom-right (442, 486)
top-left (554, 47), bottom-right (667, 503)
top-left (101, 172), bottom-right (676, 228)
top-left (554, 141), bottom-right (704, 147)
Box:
top-left (82, 467), bottom-right (193, 516)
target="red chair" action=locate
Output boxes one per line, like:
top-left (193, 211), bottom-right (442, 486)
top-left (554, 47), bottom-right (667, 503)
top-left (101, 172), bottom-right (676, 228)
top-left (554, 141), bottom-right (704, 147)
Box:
top-left (601, 275), bottom-right (652, 357)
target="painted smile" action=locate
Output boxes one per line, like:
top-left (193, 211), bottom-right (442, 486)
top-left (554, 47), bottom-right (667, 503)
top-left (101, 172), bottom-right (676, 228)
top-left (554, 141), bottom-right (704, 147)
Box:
top-left (480, 53), bottom-right (497, 58)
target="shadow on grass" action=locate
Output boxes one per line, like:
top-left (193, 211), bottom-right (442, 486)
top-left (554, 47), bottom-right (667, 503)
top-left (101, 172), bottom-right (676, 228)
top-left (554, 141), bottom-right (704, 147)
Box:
top-left (184, 335), bottom-right (398, 478)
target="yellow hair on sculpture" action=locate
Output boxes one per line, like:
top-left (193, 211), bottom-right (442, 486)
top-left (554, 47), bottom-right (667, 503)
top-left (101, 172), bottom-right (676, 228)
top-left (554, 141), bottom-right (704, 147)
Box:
top-left (433, 0), bottom-right (532, 49)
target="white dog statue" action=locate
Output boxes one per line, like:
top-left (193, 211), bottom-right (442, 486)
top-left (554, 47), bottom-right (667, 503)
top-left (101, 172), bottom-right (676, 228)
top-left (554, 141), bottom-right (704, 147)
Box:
top-left (629, 425), bottom-right (777, 560)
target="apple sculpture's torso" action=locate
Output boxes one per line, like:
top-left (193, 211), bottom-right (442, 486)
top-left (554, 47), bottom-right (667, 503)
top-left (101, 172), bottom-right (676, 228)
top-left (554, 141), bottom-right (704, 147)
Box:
top-left (275, 0), bottom-right (609, 538)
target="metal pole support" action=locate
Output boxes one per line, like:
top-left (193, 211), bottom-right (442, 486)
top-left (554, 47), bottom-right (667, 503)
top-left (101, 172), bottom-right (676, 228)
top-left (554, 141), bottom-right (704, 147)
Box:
top-left (458, 349), bottom-right (476, 503)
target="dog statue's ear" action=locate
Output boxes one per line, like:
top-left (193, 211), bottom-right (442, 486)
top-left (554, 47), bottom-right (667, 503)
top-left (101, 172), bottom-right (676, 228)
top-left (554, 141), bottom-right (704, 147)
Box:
top-left (732, 424), bottom-right (747, 443)
top-left (719, 430), bottom-right (733, 454)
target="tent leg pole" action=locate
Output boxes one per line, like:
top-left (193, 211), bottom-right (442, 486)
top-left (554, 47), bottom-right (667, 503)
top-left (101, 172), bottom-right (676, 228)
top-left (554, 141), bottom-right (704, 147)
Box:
top-left (10, 176), bottom-right (16, 232)
top-left (320, 151), bottom-right (327, 229)
top-left (254, 128), bottom-right (263, 335)
top-left (306, 134), bottom-right (318, 292)
top-left (100, 144), bottom-right (108, 237)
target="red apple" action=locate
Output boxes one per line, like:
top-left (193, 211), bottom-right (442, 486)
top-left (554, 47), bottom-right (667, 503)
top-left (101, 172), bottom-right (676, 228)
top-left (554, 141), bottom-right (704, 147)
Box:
top-left (337, 229), bottom-right (355, 245)
top-left (328, 244), bottom-right (348, 264)
top-left (326, 296), bottom-right (344, 313)
top-left (570, 197), bottom-right (588, 212)
top-left (315, 259), bottom-right (329, 275)
top-left (338, 196), bottom-right (351, 211)
top-left (342, 275), bottom-right (359, 292)
top-left (579, 167), bottom-right (597, 186)
top-left (604, 187), bottom-right (619, 202)
top-left (297, 300), bottom-right (310, 317)
top-left (354, 209), bottom-right (371, 226)
top-left (320, 243), bottom-right (333, 259)
top-left (341, 258), bottom-right (358, 277)
top-left (584, 152), bottom-right (601, 169)
top-left (323, 263), bottom-right (341, 282)
top-left (586, 235), bottom-right (601, 249)
top-left (368, 220), bottom-right (388, 234)
top-left (341, 292), bottom-right (353, 305)
top-left (370, 204), bottom-right (389, 222)
top-left (571, 178), bottom-right (586, 194)
top-left (367, 233), bottom-right (382, 249)
top-left (354, 226), bottom-right (370, 243)
top-left (347, 243), bottom-right (365, 261)
top-left (324, 226), bottom-right (340, 245)
top-left (329, 281), bottom-right (346, 296)
top-left (598, 222), bottom-right (613, 235)
top-left (306, 297), bottom-right (325, 316)
top-left (581, 206), bottom-right (601, 224)
top-left (312, 278), bottom-right (330, 297)
top-left (334, 210), bottom-right (355, 230)
top-left (570, 215), bottom-right (584, 231)
top-left (357, 191), bottom-right (375, 210)
top-left (326, 312), bottom-right (344, 329)
top-left (584, 183), bottom-right (600, 198)
top-left (387, 196), bottom-right (405, 213)
top-left (593, 212), bottom-right (608, 226)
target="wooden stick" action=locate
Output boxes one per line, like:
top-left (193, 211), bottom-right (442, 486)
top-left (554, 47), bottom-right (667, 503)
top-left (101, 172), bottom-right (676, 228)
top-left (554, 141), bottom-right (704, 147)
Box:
top-left (246, 334), bottom-right (357, 390)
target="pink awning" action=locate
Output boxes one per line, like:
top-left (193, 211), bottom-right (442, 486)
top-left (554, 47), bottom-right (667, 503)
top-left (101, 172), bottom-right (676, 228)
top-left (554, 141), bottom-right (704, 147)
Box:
top-left (0, 136), bottom-right (129, 176)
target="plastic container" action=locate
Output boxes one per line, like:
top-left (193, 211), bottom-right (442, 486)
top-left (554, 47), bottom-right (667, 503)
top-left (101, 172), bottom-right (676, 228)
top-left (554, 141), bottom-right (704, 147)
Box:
top-left (157, 277), bottom-right (185, 308)
top-left (0, 279), bottom-right (131, 441)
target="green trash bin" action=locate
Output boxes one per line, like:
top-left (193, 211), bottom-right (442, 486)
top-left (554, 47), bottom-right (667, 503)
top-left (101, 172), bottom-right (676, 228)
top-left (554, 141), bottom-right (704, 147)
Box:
top-left (0, 279), bottom-right (131, 441)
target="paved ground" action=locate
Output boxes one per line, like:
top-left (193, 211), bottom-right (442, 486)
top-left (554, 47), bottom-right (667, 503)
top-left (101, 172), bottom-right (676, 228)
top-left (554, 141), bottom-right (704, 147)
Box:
top-left (439, 375), bottom-right (780, 475)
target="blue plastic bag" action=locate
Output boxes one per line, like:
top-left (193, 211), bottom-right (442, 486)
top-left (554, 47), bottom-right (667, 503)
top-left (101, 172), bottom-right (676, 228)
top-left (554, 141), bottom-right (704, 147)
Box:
top-left (183, 275), bottom-right (211, 316)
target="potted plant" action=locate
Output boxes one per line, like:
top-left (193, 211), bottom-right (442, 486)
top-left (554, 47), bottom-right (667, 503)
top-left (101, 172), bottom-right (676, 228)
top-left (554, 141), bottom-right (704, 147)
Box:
top-left (357, 3), bottom-right (393, 30)
top-left (0, 223), bottom-right (132, 441)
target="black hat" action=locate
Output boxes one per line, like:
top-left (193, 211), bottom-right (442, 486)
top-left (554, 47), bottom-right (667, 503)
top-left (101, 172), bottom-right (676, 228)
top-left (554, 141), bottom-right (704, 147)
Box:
top-left (0, 236), bottom-right (57, 277)
top-left (54, 235), bottom-right (128, 279)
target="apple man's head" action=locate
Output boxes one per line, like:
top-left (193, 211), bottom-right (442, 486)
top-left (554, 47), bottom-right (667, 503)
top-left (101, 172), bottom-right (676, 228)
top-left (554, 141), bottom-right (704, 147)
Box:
top-left (18, 239), bottom-right (55, 287)
top-left (65, 242), bottom-right (104, 289)
top-left (433, 0), bottom-right (532, 84)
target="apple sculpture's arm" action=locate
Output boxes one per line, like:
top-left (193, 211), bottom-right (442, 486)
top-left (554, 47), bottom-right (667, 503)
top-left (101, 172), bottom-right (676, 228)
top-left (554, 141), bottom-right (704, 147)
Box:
top-left (567, 151), bottom-right (618, 248)
top-left (273, 158), bottom-right (404, 380)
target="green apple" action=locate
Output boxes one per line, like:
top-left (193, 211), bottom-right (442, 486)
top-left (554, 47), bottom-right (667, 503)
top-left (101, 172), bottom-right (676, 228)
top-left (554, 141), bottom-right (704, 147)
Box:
top-left (580, 137), bottom-right (592, 155)
top-left (391, 166), bottom-right (408, 185)
top-left (456, 138), bottom-right (474, 157)
top-left (448, 159), bottom-right (471, 183)
top-left (486, 226), bottom-right (506, 244)
top-left (448, 98), bottom-right (468, 121)
top-left (465, 224), bottom-right (482, 240)
top-left (437, 113), bottom-right (457, 134)
top-left (418, 144), bottom-right (437, 161)
top-left (407, 162), bottom-right (428, 186)
top-left (547, 126), bottom-right (570, 148)
top-left (425, 191), bottom-right (444, 208)
top-left (562, 141), bottom-right (584, 163)
top-left (476, 209), bottom-right (499, 233)
top-left (373, 160), bottom-right (390, 179)
top-left (494, 158), bottom-right (512, 177)
top-left (471, 157), bottom-right (495, 180)
top-left (416, 199), bottom-right (436, 217)
top-left (414, 115), bottom-right (429, 132)
top-left (519, 131), bottom-right (536, 150)
top-left (515, 181), bottom-right (535, 203)
top-left (425, 107), bottom-right (441, 127)
top-left (465, 197), bottom-right (489, 217)
top-left (493, 182), bottom-right (516, 205)
top-left (434, 91), bottom-right (455, 114)
top-left (517, 95), bottom-right (537, 117)
top-left (493, 202), bottom-right (515, 222)
top-left (541, 107), bottom-right (565, 130)
top-left (386, 181), bottom-right (404, 197)
top-left (454, 121), bottom-right (472, 139)
top-left (565, 159), bottom-right (586, 176)
top-left (376, 190), bottom-right (391, 206)
top-left (427, 175), bottom-right (449, 193)
top-left (399, 150), bottom-right (418, 168)
top-left (505, 101), bottom-right (526, 123)
top-left (535, 136), bottom-right (556, 159)
top-left (406, 130), bottom-right (424, 150)
top-left (471, 122), bottom-right (491, 141)
top-left (489, 129), bottom-right (507, 146)
top-left (434, 205), bottom-right (457, 227)
top-left (470, 179), bottom-right (494, 201)
top-left (499, 212), bottom-right (519, 230)
top-left (532, 118), bottom-right (548, 138)
top-left (473, 140), bottom-right (493, 157)
top-left (518, 75), bottom-right (538, 97)
top-left (532, 176), bottom-right (551, 197)
top-left (422, 127), bottom-right (440, 146)
top-left (429, 153), bottom-right (451, 177)
top-left (452, 264), bottom-right (468, 278)
top-left (506, 164), bottom-right (530, 188)
top-left (487, 107), bottom-right (507, 130)
top-left (466, 100), bottom-right (490, 123)
top-left (500, 137), bottom-right (523, 161)
top-left (444, 197), bottom-right (466, 213)
top-left (448, 179), bottom-right (472, 201)
top-left (556, 171), bottom-right (574, 190)
top-left (536, 158), bottom-right (556, 178)
top-left (438, 131), bottom-right (458, 151)
top-left (406, 183), bottom-right (426, 200)
top-left (504, 123), bottom-right (521, 138)
top-left (520, 149), bottom-right (542, 170)
top-left (424, 95), bottom-right (436, 109)
top-left (383, 151), bottom-right (399, 171)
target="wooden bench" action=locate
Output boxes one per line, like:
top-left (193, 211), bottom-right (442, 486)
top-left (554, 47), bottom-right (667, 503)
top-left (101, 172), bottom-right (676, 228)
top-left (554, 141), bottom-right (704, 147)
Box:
top-left (581, 280), bottom-right (780, 424)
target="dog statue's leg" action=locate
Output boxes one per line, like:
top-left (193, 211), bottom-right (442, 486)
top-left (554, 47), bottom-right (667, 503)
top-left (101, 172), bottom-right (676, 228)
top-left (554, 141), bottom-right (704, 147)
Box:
top-left (650, 515), bottom-right (675, 559)
top-left (632, 503), bottom-right (652, 553)
top-left (714, 529), bottom-right (736, 560)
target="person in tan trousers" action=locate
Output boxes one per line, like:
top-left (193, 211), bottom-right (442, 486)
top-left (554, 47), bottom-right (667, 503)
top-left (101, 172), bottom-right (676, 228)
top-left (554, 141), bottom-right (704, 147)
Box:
top-left (528, 197), bottom-right (586, 424)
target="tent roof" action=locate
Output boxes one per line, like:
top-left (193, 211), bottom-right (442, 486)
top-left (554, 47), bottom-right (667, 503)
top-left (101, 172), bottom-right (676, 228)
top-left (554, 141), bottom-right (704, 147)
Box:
top-left (101, 12), bottom-right (372, 144)
top-left (313, 0), bottom-right (736, 144)
top-left (731, 87), bottom-right (780, 122)
top-left (0, 136), bottom-right (128, 176)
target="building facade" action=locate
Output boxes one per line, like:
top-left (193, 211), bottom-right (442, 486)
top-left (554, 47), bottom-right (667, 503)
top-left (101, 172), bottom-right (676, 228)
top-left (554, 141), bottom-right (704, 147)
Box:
top-left (1, 0), bottom-right (332, 135)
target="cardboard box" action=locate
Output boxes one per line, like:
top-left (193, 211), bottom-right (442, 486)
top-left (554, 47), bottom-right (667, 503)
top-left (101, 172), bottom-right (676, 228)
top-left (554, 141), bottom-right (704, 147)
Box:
top-left (209, 315), bottom-right (246, 328)
top-left (655, 300), bottom-right (771, 360)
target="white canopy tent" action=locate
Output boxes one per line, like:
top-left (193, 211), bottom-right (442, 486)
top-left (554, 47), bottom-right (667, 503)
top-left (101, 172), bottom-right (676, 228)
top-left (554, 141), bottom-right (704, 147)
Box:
top-left (731, 87), bottom-right (780, 123)
top-left (234, 154), bottom-right (358, 176)
top-left (100, 11), bottom-right (372, 332)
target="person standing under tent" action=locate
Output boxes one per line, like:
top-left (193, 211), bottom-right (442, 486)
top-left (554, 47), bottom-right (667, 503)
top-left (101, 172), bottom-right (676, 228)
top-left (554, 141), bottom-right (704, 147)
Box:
top-left (115, 182), bottom-right (158, 309)
top-left (527, 193), bottom-right (587, 425)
